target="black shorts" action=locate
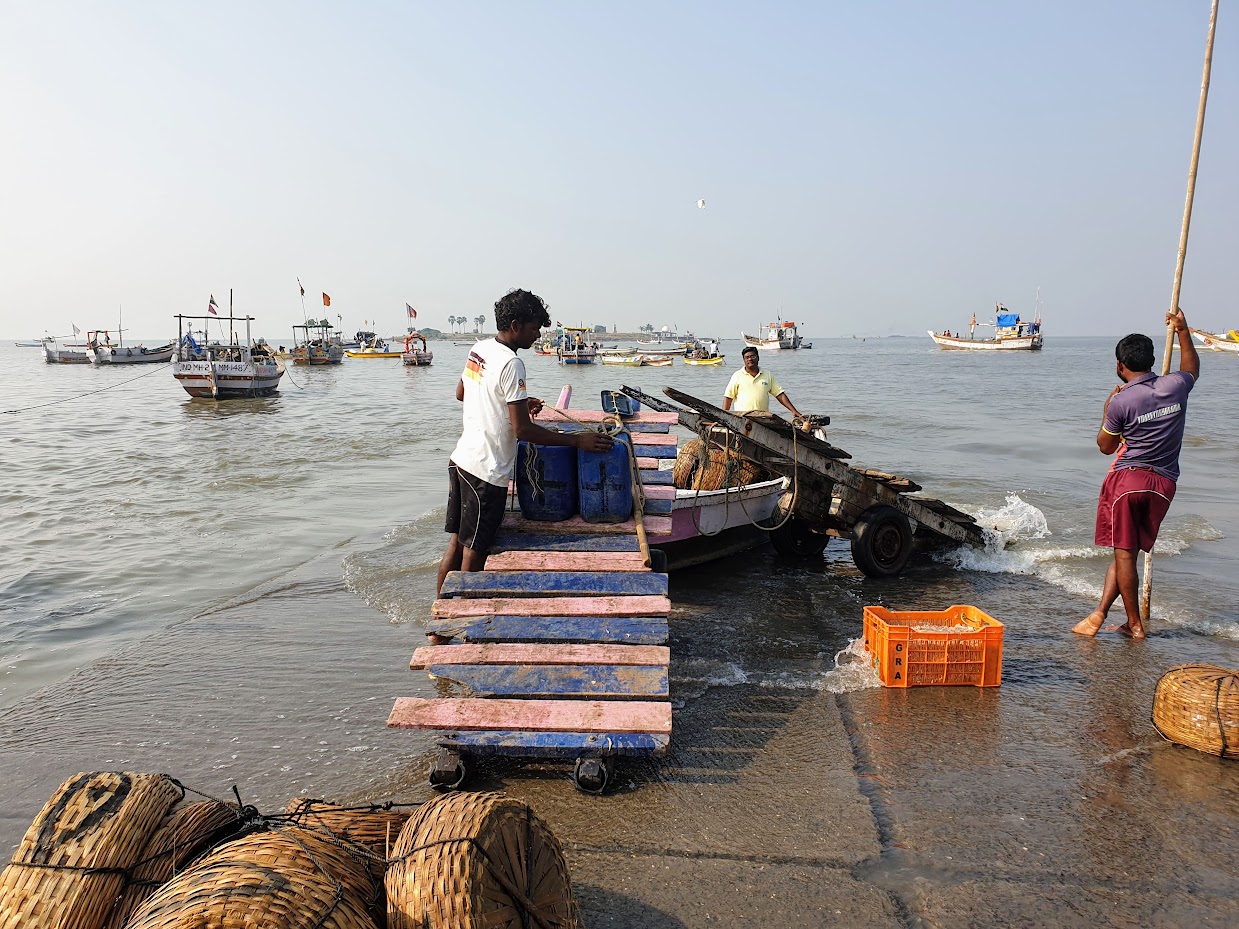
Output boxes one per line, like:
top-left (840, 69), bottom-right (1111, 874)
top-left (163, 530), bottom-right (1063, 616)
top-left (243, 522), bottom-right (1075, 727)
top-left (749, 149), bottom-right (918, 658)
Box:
top-left (445, 462), bottom-right (509, 553)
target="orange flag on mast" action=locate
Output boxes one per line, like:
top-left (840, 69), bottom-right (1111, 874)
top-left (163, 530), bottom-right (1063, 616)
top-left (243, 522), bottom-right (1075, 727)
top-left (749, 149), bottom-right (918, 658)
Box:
top-left (322, 293), bottom-right (332, 307)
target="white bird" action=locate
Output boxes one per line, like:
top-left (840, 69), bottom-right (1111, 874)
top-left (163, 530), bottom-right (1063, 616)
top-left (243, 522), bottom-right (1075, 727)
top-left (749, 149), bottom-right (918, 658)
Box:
top-left (696, 199), bottom-right (706, 209)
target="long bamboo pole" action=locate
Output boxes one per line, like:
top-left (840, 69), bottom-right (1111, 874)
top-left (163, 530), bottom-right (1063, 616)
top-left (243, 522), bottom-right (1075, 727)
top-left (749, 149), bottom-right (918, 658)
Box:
top-left (1141, 0), bottom-right (1220, 625)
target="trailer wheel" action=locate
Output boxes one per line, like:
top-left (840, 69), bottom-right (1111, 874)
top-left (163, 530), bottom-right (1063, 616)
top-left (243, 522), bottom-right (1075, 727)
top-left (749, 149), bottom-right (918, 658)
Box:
top-left (769, 516), bottom-right (830, 559)
top-left (850, 505), bottom-right (913, 577)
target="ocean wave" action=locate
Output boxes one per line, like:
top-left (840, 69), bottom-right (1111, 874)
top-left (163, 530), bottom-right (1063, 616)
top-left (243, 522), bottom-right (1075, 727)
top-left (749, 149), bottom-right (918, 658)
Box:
top-left (671, 639), bottom-right (880, 696)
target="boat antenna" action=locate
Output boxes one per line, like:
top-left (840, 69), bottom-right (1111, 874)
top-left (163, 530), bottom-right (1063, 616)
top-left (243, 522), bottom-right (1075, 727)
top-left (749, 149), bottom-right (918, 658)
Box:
top-left (298, 277), bottom-right (308, 324)
top-left (1142, 0), bottom-right (1218, 626)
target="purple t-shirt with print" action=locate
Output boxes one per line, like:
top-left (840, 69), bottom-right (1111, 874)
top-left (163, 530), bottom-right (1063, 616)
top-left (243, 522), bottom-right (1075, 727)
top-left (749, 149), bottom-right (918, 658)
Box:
top-left (1102, 371), bottom-right (1195, 481)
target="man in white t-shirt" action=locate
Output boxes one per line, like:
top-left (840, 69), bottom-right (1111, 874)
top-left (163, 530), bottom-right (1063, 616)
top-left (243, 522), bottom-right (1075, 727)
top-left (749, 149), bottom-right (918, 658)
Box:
top-left (437, 289), bottom-right (614, 595)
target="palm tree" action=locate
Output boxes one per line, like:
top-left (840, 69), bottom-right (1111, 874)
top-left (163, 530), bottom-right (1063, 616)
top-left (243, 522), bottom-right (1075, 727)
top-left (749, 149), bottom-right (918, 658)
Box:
top-left (450, 315), bottom-right (460, 332)
top-left (475, 315), bottom-right (485, 333)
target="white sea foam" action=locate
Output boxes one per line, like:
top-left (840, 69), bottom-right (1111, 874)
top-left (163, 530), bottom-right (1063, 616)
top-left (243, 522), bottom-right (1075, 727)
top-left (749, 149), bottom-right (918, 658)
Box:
top-left (671, 639), bottom-right (881, 695)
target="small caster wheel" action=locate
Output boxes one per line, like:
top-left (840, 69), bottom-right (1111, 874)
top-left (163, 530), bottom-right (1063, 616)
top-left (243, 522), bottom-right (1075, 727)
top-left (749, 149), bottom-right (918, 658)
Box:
top-left (572, 756), bottom-right (615, 795)
top-left (428, 749), bottom-right (467, 790)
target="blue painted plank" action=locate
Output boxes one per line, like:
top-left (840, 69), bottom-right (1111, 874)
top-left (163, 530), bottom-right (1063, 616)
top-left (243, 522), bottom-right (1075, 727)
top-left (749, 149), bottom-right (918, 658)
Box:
top-left (640, 469), bottom-right (676, 485)
top-left (622, 422), bottom-right (672, 433)
top-left (426, 615), bottom-right (668, 645)
top-left (642, 498), bottom-right (674, 515)
top-left (427, 664), bottom-right (668, 699)
top-left (440, 570), bottom-right (668, 599)
top-left (633, 444), bottom-right (678, 459)
top-left (490, 531), bottom-right (640, 553)
top-left (435, 730), bottom-right (670, 757)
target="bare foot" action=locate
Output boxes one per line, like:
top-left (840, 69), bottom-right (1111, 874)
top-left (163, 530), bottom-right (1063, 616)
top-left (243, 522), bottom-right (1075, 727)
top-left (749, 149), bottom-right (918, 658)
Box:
top-left (1103, 622), bottom-right (1146, 639)
top-left (1072, 611), bottom-right (1107, 636)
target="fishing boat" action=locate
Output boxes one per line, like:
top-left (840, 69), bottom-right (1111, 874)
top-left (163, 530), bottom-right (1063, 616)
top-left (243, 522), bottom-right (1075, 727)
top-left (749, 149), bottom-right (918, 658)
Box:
top-left (86, 330), bottom-right (175, 365)
top-left (557, 327), bottom-right (598, 365)
top-left (600, 353), bottom-right (644, 366)
top-left (42, 336), bottom-right (90, 364)
top-left (639, 355), bottom-right (673, 367)
top-left (742, 320), bottom-right (804, 351)
top-left (401, 332), bottom-right (434, 366)
top-left (1189, 328), bottom-right (1239, 353)
top-left (344, 335), bottom-right (401, 358)
top-left (171, 297), bottom-right (284, 399)
top-left (684, 354), bottom-right (725, 366)
top-left (291, 320), bottom-right (344, 365)
top-left (14, 340), bottom-right (44, 347)
top-left (929, 306), bottom-right (1043, 351)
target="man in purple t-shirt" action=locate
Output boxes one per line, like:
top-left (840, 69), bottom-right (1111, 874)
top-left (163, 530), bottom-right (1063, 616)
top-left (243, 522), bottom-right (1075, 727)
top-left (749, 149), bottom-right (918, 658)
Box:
top-left (1072, 308), bottom-right (1200, 640)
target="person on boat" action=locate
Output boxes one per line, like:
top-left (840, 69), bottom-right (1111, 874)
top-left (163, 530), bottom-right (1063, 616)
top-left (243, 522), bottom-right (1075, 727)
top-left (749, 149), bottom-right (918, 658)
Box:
top-left (437, 289), bottom-right (614, 596)
top-left (722, 345), bottom-right (802, 416)
top-left (1072, 307), bottom-right (1200, 640)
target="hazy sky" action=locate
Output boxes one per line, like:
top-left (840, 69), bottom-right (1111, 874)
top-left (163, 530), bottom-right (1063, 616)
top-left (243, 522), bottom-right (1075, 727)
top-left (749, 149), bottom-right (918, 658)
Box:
top-left (1, 1), bottom-right (1235, 339)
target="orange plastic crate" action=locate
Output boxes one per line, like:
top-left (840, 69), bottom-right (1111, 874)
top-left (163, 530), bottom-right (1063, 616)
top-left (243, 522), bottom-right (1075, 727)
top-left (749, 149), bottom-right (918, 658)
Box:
top-left (862, 605), bottom-right (1003, 688)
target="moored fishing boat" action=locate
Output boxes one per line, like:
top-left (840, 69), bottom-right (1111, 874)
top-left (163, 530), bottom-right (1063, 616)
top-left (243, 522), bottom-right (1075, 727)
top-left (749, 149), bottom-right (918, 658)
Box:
top-left (86, 330), bottom-right (175, 365)
top-left (929, 305), bottom-right (1043, 351)
top-left (14, 339), bottom-right (44, 347)
top-left (556, 327), bottom-right (598, 365)
top-left (401, 332), bottom-right (434, 366)
top-left (42, 336), bottom-right (90, 364)
top-left (172, 296), bottom-right (284, 399)
top-left (742, 320), bottom-right (803, 351)
top-left (291, 320), bottom-right (344, 365)
top-left (1189, 327), bottom-right (1239, 353)
top-left (344, 335), bottom-right (401, 358)
top-left (684, 354), bottom-right (725, 366)
top-left (600, 353), bottom-right (644, 366)
top-left (639, 354), bottom-right (673, 367)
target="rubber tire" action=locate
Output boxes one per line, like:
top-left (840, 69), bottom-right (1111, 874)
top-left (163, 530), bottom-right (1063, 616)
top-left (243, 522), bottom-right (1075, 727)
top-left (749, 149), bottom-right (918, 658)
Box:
top-left (769, 516), bottom-right (830, 559)
top-left (850, 505), bottom-right (914, 578)
top-left (648, 548), bottom-right (669, 574)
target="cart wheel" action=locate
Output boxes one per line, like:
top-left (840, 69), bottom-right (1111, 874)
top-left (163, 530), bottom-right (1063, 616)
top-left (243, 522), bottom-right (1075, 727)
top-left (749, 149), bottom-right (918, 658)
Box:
top-left (769, 516), bottom-right (830, 559)
top-left (648, 548), bottom-right (669, 574)
top-left (850, 505), bottom-right (914, 577)
top-left (572, 756), bottom-right (615, 795)
top-left (428, 749), bottom-right (468, 790)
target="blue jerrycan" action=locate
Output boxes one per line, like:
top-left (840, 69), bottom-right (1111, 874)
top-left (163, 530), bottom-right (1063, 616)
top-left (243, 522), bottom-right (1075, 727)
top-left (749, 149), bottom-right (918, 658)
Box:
top-left (577, 433), bottom-right (634, 523)
top-left (516, 442), bottom-right (578, 521)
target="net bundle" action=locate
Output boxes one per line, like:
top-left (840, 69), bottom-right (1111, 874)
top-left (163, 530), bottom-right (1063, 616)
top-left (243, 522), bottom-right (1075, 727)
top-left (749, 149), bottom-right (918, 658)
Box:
top-left (673, 437), bottom-right (761, 491)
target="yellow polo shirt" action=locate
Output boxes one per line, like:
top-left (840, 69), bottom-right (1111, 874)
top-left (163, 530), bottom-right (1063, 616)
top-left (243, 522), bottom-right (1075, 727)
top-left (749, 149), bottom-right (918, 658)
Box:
top-left (724, 369), bottom-right (784, 412)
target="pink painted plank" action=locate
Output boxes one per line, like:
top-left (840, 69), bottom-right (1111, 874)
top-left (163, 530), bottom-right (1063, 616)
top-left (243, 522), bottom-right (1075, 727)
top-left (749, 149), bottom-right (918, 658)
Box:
top-left (624, 432), bottom-right (677, 446)
top-left (410, 643), bottom-right (670, 669)
top-left (388, 697), bottom-right (672, 735)
top-left (432, 595), bottom-right (671, 619)
top-left (636, 457), bottom-right (659, 469)
top-left (534, 408), bottom-right (679, 425)
top-left (641, 484), bottom-right (676, 500)
top-left (501, 513), bottom-right (673, 536)
top-left (485, 551), bottom-right (651, 572)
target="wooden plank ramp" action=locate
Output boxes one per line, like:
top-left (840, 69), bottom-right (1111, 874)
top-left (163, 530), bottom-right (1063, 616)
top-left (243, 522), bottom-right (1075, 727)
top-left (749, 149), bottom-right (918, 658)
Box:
top-left (389, 413), bottom-right (681, 785)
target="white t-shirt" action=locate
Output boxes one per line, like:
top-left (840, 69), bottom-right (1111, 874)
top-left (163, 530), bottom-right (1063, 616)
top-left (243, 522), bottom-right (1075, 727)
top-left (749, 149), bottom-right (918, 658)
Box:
top-left (450, 338), bottom-right (529, 487)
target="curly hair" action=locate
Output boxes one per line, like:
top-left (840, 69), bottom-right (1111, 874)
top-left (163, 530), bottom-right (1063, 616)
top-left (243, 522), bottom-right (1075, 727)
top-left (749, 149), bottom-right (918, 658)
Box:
top-left (494, 289), bottom-right (551, 332)
top-left (1115, 333), bottom-right (1154, 372)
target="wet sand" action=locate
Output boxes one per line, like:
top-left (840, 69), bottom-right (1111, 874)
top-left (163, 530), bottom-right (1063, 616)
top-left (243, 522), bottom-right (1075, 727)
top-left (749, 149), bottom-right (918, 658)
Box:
top-left (2, 540), bottom-right (1236, 928)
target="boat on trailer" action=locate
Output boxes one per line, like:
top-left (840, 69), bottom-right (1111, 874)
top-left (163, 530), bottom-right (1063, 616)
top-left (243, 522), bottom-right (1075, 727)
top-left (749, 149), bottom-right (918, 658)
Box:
top-left (172, 298), bottom-right (284, 399)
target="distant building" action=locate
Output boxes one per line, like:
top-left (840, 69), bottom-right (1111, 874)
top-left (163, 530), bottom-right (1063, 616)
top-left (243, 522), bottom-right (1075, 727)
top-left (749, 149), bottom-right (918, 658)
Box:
top-left (594, 325), bottom-right (607, 334)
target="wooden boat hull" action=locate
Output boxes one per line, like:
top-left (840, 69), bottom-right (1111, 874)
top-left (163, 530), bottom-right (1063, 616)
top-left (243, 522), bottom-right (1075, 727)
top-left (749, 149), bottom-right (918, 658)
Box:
top-left (639, 356), bottom-right (673, 367)
top-left (43, 345), bottom-right (90, 364)
top-left (173, 360), bottom-right (283, 398)
top-left (684, 355), bottom-right (725, 365)
top-left (664, 477), bottom-right (786, 543)
top-left (91, 343), bottom-right (176, 364)
top-left (292, 347), bottom-right (344, 365)
top-left (1190, 329), bottom-right (1239, 353)
top-left (600, 355), bottom-right (643, 366)
top-left (402, 352), bottom-right (434, 365)
top-left (928, 330), bottom-right (1042, 351)
top-left (344, 350), bottom-right (402, 358)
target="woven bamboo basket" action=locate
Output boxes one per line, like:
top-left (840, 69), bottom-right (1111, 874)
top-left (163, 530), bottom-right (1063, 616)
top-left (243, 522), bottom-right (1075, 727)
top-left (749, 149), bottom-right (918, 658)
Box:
top-left (673, 437), bottom-right (761, 492)
top-left (101, 799), bottom-right (242, 929)
top-left (282, 799), bottom-right (412, 879)
top-left (1152, 663), bottom-right (1239, 758)
top-left (386, 792), bottom-right (579, 929)
top-left (125, 826), bottom-right (381, 929)
top-left (0, 771), bottom-right (182, 929)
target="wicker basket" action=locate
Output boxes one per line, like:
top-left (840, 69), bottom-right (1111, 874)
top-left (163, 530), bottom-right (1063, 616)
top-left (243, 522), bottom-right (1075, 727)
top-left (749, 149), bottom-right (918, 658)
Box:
top-left (385, 792), bottom-right (579, 929)
top-left (1152, 663), bottom-right (1239, 758)
top-left (125, 826), bottom-right (382, 929)
top-left (673, 437), bottom-right (761, 492)
top-left (0, 771), bottom-right (182, 929)
top-left (101, 799), bottom-right (242, 929)
top-left (282, 799), bottom-right (412, 879)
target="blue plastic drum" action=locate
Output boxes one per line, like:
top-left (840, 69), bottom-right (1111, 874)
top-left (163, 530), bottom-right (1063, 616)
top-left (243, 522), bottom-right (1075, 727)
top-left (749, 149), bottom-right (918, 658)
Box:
top-left (516, 442), bottom-right (578, 521)
top-left (577, 433), bottom-right (634, 523)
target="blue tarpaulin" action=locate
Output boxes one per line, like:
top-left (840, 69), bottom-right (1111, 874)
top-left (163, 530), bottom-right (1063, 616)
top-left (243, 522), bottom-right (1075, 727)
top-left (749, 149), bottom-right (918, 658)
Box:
top-left (996, 313), bottom-right (1020, 327)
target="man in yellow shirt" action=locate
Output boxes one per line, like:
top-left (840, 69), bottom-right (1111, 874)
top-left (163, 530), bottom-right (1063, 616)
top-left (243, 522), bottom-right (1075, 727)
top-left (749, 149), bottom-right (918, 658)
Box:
top-left (723, 346), bottom-right (802, 415)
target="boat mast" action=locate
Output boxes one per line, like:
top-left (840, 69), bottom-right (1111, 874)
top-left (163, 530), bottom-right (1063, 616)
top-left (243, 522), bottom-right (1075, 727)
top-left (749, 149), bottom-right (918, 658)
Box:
top-left (1142, 0), bottom-right (1219, 625)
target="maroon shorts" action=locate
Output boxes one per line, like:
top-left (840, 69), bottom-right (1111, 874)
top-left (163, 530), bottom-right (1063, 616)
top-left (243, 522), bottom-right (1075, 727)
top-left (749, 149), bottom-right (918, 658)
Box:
top-left (1095, 467), bottom-right (1176, 552)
